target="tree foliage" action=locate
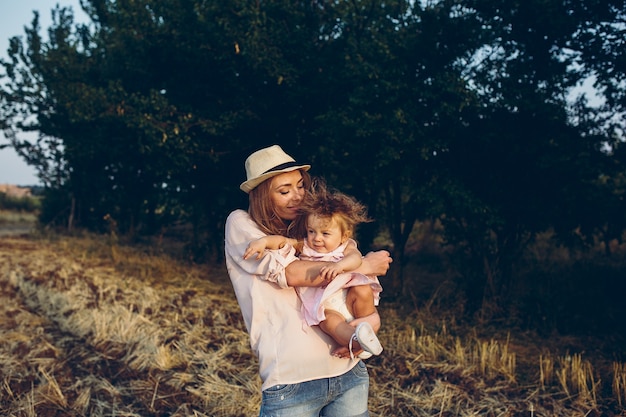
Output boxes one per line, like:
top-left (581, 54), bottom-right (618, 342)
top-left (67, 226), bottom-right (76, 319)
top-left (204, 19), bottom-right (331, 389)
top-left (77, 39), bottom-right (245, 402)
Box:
top-left (1, 0), bottom-right (624, 318)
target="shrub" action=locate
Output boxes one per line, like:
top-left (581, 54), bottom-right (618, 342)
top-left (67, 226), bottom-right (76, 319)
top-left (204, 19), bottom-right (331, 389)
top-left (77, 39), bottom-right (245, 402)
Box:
top-left (0, 192), bottom-right (41, 212)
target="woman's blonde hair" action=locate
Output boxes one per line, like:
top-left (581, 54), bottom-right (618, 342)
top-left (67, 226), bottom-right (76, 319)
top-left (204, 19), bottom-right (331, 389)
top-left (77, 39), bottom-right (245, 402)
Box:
top-left (248, 169), bottom-right (312, 237)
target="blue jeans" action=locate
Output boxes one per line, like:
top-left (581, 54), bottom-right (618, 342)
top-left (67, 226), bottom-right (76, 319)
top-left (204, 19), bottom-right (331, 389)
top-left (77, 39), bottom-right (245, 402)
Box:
top-left (259, 361), bottom-right (370, 417)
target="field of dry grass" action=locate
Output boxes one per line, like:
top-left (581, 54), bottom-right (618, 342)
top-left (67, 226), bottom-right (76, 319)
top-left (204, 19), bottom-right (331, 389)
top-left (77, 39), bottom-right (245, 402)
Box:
top-left (0, 210), bottom-right (37, 237)
top-left (0, 231), bottom-right (624, 416)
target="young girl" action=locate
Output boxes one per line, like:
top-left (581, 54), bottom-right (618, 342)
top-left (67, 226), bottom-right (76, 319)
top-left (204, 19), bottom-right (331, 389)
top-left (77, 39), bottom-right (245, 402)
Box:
top-left (245, 179), bottom-right (383, 359)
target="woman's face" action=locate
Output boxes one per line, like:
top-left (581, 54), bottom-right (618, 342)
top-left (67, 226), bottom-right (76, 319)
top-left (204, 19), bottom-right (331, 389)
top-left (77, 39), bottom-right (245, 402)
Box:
top-left (269, 170), bottom-right (305, 221)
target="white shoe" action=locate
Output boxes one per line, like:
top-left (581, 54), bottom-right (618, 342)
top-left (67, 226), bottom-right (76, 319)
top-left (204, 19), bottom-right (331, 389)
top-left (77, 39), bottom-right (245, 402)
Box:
top-left (349, 322), bottom-right (383, 360)
top-left (358, 351), bottom-right (373, 360)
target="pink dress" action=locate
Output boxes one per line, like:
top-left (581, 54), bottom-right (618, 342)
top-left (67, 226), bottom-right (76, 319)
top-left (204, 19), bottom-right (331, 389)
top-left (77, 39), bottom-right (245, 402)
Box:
top-left (297, 239), bottom-right (383, 326)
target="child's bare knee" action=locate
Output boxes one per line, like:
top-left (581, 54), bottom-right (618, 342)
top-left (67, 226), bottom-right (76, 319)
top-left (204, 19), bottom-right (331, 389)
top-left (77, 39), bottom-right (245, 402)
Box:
top-left (349, 285), bottom-right (374, 301)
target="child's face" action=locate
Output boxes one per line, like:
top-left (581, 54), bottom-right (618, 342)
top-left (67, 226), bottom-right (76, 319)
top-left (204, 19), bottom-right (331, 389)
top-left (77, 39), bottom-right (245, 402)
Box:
top-left (305, 214), bottom-right (345, 253)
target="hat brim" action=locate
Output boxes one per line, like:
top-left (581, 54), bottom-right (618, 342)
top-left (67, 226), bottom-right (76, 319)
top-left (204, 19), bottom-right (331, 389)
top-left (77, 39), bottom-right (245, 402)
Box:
top-left (240, 164), bottom-right (311, 193)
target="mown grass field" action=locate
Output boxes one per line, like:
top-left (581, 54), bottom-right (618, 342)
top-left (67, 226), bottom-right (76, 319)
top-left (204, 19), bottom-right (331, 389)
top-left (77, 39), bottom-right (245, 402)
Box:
top-left (0, 223), bottom-right (625, 416)
top-left (0, 209), bottom-right (38, 237)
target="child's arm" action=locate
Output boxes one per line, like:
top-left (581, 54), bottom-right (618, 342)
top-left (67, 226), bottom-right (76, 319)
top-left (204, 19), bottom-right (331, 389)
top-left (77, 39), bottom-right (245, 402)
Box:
top-left (319, 241), bottom-right (363, 281)
top-left (244, 235), bottom-right (298, 260)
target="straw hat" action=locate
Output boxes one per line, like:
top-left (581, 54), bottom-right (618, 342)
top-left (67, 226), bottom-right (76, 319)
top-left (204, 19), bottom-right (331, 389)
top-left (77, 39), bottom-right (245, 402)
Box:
top-left (240, 145), bottom-right (311, 193)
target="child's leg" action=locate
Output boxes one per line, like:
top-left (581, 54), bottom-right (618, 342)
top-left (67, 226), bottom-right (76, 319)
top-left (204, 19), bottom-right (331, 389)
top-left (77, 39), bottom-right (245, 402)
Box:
top-left (319, 309), bottom-right (355, 347)
top-left (346, 284), bottom-right (376, 319)
top-left (344, 285), bottom-right (382, 359)
top-left (320, 309), bottom-right (382, 359)
top-left (319, 288), bottom-right (383, 358)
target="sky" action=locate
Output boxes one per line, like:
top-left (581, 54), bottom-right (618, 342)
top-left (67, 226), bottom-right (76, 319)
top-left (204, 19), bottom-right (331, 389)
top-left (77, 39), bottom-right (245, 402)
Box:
top-left (0, 0), bottom-right (87, 186)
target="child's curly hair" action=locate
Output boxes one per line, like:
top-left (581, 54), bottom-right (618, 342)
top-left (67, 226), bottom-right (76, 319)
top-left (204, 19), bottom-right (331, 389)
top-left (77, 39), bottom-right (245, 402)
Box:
top-left (300, 178), bottom-right (372, 239)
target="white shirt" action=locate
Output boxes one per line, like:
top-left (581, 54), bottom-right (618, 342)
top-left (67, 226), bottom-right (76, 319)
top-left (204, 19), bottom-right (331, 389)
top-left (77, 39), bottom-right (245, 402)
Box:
top-left (224, 209), bottom-right (357, 391)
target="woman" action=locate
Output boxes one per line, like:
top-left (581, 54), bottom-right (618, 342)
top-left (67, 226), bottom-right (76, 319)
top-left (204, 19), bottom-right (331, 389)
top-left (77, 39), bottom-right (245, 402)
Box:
top-left (224, 145), bottom-right (392, 416)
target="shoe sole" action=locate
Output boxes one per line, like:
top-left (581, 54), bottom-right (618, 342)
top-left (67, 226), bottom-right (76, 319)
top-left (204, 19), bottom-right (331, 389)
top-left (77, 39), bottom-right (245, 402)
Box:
top-left (355, 322), bottom-right (383, 356)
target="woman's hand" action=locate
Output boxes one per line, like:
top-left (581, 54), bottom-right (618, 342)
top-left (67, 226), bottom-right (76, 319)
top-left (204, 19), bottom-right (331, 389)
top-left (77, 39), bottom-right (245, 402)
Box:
top-left (244, 238), bottom-right (267, 260)
top-left (359, 250), bottom-right (392, 277)
top-left (285, 250), bottom-right (391, 287)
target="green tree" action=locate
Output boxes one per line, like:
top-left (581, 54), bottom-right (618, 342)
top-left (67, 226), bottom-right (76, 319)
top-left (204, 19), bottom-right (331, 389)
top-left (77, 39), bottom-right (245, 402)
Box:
top-left (304, 0), bottom-right (486, 296)
top-left (1, 1), bottom-right (333, 251)
top-left (433, 0), bottom-right (624, 316)
top-left (1, 0), bottom-right (624, 322)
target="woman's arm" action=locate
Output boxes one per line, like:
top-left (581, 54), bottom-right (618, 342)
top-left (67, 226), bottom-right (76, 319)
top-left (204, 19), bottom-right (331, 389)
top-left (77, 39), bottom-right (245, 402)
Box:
top-left (244, 235), bottom-right (298, 260)
top-left (354, 250), bottom-right (393, 276)
top-left (225, 210), bottom-right (300, 289)
top-left (286, 249), bottom-right (392, 287)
